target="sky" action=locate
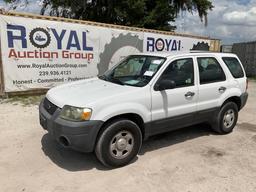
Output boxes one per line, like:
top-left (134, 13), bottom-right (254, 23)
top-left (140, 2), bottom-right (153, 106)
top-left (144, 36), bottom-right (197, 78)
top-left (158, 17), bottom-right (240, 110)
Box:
top-left (0, 0), bottom-right (255, 45)
top-left (175, 0), bottom-right (256, 44)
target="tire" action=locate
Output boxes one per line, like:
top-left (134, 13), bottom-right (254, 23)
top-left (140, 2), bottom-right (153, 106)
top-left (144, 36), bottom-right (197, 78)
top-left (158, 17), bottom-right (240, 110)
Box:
top-left (95, 119), bottom-right (142, 168)
top-left (212, 102), bottom-right (238, 134)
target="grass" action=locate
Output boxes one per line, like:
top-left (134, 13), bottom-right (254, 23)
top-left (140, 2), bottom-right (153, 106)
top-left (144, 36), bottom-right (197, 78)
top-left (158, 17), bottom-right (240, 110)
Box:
top-left (249, 76), bottom-right (256, 81)
top-left (0, 95), bottom-right (45, 106)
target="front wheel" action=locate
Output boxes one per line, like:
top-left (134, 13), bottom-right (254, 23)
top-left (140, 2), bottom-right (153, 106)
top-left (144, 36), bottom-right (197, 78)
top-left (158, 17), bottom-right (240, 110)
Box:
top-left (95, 119), bottom-right (142, 168)
top-left (212, 102), bottom-right (238, 134)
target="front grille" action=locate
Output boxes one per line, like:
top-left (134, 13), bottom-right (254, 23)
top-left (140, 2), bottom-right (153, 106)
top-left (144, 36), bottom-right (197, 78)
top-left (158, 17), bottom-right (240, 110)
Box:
top-left (43, 98), bottom-right (58, 115)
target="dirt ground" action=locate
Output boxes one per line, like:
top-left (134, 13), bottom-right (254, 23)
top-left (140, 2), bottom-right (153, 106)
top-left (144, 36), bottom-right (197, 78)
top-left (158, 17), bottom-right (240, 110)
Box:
top-left (0, 81), bottom-right (256, 192)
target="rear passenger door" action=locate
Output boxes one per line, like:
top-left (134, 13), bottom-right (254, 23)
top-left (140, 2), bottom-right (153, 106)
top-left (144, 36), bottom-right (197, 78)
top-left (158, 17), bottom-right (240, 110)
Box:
top-left (196, 56), bottom-right (227, 114)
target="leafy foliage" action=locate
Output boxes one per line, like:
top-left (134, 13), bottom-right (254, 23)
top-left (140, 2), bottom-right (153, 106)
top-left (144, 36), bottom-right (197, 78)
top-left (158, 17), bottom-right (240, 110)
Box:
top-left (4, 0), bottom-right (213, 31)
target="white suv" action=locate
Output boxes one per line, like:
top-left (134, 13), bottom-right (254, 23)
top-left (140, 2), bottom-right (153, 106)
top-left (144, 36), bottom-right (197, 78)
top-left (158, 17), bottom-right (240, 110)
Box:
top-left (39, 52), bottom-right (248, 167)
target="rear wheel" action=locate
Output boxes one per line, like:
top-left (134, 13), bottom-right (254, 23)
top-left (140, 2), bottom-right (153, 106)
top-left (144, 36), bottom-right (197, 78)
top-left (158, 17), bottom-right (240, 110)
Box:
top-left (95, 119), bottom-right (142, 168)
top-left (212, 102), bottom-right (238, 134)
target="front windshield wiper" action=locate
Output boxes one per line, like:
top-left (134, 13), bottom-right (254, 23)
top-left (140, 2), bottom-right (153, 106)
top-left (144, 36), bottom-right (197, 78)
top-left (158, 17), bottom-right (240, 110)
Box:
top-left (108, 76), bottom-right (125, 85)
top-left (98, 75), bottom-right (125, 85)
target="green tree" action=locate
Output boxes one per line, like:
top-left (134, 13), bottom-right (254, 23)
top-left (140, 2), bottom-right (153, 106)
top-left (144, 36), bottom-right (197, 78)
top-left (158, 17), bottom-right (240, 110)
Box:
top-left (4, 0), bottom-right (213, 31)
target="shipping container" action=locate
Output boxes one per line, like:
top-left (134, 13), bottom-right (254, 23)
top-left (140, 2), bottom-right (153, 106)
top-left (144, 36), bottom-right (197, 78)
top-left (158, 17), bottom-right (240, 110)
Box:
top-left (0, 11), bottom-right (220, 95)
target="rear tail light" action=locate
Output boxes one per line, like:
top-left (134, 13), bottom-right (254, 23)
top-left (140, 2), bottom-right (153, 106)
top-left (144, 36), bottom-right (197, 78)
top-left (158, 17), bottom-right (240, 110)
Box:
top-left (246, 79), bottom-right (248, 91)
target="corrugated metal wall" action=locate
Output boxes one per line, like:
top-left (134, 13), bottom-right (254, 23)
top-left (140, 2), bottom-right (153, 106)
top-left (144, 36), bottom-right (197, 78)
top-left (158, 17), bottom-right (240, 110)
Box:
top-left (0, 40), bottom-right (4, 96)
top-left (232, 42), bottom-right (256, 77)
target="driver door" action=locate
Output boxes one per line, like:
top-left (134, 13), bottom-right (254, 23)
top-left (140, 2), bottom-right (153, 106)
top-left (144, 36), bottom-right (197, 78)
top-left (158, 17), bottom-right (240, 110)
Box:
top-left (150, 57), bottom-right (198, 135)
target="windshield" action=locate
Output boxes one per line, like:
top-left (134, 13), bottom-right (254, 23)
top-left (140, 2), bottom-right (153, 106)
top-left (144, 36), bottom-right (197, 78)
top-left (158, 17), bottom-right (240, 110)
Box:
top-left (99, 55), bottom-right (166, 87)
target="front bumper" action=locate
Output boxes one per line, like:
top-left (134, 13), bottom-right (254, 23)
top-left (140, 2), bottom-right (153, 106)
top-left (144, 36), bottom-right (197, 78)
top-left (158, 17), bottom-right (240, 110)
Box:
top-left (39, 99), bottom-right (103, 152)
top-left (240, 92), bottom-right (248, 110)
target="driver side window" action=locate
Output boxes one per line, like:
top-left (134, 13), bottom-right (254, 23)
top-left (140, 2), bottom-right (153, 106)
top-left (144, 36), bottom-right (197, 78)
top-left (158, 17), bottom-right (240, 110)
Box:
top-left (160, 58), bottom-right (194, 88)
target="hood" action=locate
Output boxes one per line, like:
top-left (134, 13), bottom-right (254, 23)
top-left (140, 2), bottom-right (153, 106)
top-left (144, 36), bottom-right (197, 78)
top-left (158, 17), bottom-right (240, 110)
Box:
top-left (46, 77), bottom-right (139, 108)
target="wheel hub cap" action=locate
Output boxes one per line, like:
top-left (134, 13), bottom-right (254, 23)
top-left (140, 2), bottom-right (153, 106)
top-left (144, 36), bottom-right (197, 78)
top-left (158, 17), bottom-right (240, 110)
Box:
top-left (109, 131), bottom-right (134, 159)
top-left (116, 138), bottom-right (127, 150)
top-left (225, 114), bottom-right (232, 123)
top-left (223, 109), bottom-right (235, 129)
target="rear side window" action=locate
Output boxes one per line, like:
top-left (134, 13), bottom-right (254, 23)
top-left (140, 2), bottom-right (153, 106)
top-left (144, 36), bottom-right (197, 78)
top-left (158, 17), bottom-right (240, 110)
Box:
top-left (222, 57), bottom-right (244, 78)
top-left (197, 57), bottom-right (226, 84)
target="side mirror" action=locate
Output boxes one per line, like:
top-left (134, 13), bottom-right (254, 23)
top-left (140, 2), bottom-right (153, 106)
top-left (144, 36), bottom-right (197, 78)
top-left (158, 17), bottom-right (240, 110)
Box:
top-left (155, 79), bottom-right (176, 91)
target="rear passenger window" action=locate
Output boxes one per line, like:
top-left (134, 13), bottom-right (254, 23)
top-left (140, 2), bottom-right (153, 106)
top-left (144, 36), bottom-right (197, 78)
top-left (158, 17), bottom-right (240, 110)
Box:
top-left (197, 57), bottom-right (226, 84)
top-left (222, 57), bottom-right (244, 78)
top-left (160, 58), bottom-right (194, 88)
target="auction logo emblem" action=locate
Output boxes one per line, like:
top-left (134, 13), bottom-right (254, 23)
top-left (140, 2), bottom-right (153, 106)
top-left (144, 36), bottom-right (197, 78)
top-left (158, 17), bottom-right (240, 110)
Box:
top-left (155, 38), bottom-right (165, 51)
top-left (29, 27), bottom-right (51, 49)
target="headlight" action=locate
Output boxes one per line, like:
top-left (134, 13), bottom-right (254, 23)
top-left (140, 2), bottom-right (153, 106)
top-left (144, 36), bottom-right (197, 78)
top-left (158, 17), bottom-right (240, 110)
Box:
top-left (60, 105), bottom-right (92, 121)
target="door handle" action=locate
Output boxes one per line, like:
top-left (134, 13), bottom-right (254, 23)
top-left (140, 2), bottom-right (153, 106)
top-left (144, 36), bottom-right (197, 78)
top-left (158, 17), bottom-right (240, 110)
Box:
top-left (218, 86), bottom-right (226, 93)
top-left (185, 91), bottom-right (195, 98)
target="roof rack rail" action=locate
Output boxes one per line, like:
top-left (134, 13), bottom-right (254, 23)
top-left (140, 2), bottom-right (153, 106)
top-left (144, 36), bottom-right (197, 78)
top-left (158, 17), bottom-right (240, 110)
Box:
top-left (190, 50), bottom-right (221, 53)
top-left (189, 50), bottom-right (211, 53)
